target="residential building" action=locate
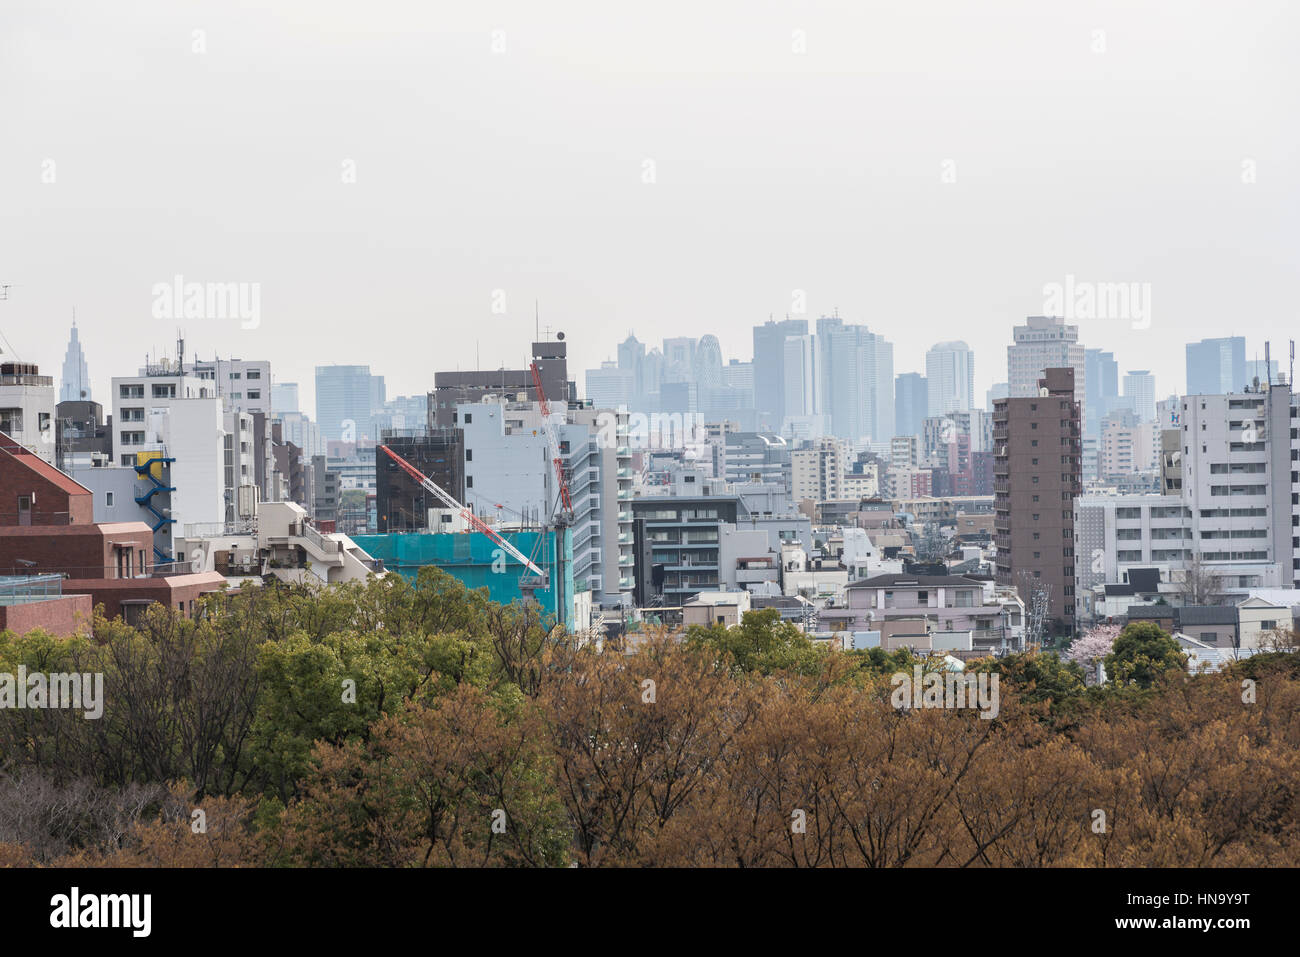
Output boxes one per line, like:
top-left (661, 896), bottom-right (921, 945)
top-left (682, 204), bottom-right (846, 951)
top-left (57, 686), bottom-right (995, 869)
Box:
top-left (994, 367), bottom-right (1082, 631)
top-left (0, 361), bottom-right (55, 465)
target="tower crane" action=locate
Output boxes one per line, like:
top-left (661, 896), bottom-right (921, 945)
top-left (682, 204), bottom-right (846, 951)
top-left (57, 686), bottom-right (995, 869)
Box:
top-left (377, 443), bottom-right (544, 578)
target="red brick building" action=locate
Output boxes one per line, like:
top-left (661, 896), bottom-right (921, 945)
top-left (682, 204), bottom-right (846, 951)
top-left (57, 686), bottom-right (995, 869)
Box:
top-left (0, 433), bottom-right (224, 627)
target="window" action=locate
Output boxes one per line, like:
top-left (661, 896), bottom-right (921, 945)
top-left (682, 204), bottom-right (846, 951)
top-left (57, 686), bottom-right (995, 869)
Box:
top-left (106, 491), bottom-right (114, 507)
top-left (246, 369), bottom-right (261, 379)
top-left (0, 409), bottom-right (22, 433)
top-left (466, 476), bottom-right (473, 488)
top-left (247, 390), bottom-right (260, 400)
top-left (466, 449), bottom-right (473, 462)
top-left (464, 413), bottom-right (472, 424)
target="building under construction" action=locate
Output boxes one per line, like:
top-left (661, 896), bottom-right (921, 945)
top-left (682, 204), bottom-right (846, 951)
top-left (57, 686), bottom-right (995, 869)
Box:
top-left (375, 427), bottom-right (464, 532)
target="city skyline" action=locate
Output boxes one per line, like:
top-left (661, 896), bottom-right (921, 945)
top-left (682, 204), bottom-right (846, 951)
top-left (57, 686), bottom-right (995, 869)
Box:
top-left (4, 1), bottom-right (1297, 414)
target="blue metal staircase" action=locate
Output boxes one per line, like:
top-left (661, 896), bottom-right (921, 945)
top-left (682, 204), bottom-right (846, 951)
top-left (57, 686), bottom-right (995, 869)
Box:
top-left (134, 456), bottom-right (176, 563)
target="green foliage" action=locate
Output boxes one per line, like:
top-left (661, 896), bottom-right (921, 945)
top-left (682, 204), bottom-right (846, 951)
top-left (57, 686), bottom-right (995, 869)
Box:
top-left (1104, 621), bottom-right (1188, 689)
top-left (684, 608), bottom-right (823, 675)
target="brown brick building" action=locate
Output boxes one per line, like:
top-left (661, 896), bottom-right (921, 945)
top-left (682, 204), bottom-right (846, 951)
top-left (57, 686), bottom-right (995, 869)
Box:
top-left (993, 368), bottom-right (1082, 633)
top-left (0, 433), bottom-right (224, 627)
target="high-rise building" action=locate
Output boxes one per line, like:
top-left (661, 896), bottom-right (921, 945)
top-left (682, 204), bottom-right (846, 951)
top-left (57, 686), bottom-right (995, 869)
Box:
top-left (59, 323), bottom-right (91, 403)
top-left (752, 318), bottom-right (808, 432)
top-left (994, 367), bottom-right (1082, 631)
top-left (986, 382), bottom-right (1009, 411)
top-left (782, 335), bottom-right (819, 420)
top-left (895, 372), bottom-right (928, 438)
top-left (585, 361), bottom-right (634, 409)
top-left (925, 340), bottom-right (975, 416)
top-left (1008, 316), bottom-right (1086, 427)
top-left (819, 318), bottom-right (894, 444)
top-left (1076, 380), bottom-right (1300, 606)
top-left (316, 364), bottom-right (385, 442)
top-left (1084, 348), bottom-right (1120, 438)
top-left (1123, 370), bottom-right (1156, 422)
top-left (271, 383), bottom-right (300, 414)
top-left (617, 334), bottom-right (647, 407)
top-left (1185, 336), bottom-right (1246, 396)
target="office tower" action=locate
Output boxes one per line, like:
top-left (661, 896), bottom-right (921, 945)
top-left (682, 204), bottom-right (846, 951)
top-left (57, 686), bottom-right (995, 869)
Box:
top-left (986, 381), bottom-right (1009, 411)
top-left (59, 323), bottom-right (91, 403)
top-left (585, 361), bottom-right (634, 409)
top-left (617, 334), bottom-right (647, 406)
top-left (1008, 316), bottom-right (1086, 426)
top-left (994, 367), bottom-right (1082, 631)
top-left (895, 372), bottom-right (928, 438)
top-left (925, 340), bottom-right (975, 416)
top-left (753, 318), bottom-right (808, 431)
top-left (1245, 357), bottom-right (1280, 388)
top-left (316, 364), bottom-right (384, 442)
top-left (1185, 336), bottom-right (1246, 395)
top-left (820, 320), bottom-right (894, 443)
top-left (1084, 348), bottom-right (1119, 438)
top-left (722, 359), bottom-right (754, 393)
top-left (662, 337), bottom-right (697, 383)
top-left (272, 383), bottom-right (300, 414)
top-left (1123, 370), bottom-right (1156, 422)
top-left (782, 335), bottom-right (819, 420)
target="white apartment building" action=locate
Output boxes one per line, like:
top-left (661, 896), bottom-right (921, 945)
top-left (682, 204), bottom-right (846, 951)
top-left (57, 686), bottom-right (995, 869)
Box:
top-left (190, 357), bottom-right (272, 415)
top-left (1076, 381), bottom-right (1300, 611)
top-left (1099, 413), bottom-right (1159, 477)
top-left (791, 438), bottom-right (848, 502)
top-left (458, 399), bottom-right (634, 608)
top-left (0, 362), bottom-right (56, 464)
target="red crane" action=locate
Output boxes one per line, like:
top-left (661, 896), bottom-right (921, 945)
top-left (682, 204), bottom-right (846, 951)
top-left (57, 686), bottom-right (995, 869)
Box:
top-left (530, 360), bottom-right (573, 516)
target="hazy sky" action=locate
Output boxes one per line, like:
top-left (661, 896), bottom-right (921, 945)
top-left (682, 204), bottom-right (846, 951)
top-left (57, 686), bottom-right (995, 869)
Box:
top-left (4, 1), bottom-right (1297, 415)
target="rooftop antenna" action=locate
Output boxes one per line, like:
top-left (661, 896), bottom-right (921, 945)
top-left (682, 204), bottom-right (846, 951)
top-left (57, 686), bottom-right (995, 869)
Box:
top-left (1265, 341), bottom-right (1272, 386)
top-left (535, 301), bottom-right (539, 343)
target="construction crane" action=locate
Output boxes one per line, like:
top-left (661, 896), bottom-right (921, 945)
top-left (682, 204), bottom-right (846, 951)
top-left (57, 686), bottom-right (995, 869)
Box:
top-left (377, 443), bottom-right (544, 578)
top-left (530, 359), bottom-right (573, 519)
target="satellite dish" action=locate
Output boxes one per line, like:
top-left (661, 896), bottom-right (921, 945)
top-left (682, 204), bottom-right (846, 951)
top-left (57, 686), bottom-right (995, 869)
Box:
top-left (556, 331), bottom-right (565, 341)
top-left (1038, 387), bottom-right (1050, 397)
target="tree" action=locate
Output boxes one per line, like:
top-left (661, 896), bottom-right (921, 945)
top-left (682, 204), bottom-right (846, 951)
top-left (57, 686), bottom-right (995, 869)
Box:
top-left (1063, 624), bottom-right (1121, 676)
top-left (1177, 553), bottom-right (1222, 605)
top-left (1104, 621), bottom-right (1187, 688)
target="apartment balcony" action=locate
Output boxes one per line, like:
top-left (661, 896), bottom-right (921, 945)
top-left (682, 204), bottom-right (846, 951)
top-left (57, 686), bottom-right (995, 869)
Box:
top-left (619, 576), bottom-right (635, 590)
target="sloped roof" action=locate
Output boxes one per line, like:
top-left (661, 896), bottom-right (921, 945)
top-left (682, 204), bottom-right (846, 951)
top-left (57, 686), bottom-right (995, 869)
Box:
top-left (0, 432), bottom-right (91, 498)
top-left (847, 573), bottom-right (982, 589)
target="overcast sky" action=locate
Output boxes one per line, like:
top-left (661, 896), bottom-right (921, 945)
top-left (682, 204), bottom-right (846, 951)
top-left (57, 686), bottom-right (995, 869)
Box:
top-left (3, 0), bottom-right (1297, 414)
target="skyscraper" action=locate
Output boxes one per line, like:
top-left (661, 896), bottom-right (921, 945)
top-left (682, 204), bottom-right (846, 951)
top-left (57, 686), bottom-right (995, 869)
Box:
top-left (1185, 336), bottom-right (1245, 395)
top-left (820, 320), bottom-right (893, 444)
top-left (753, 318), bottom-right (808, 431)
top-left (59, 323), bottom-right (91, 403)
top-left (1084, 348), bottom-right (1119, 438)
top-left (316, 365), bottom-right (383, 442)
top-left (895, 372), bottom-right (928, 438)
top-left (1008, 316), bottom-right (1086, 428)
top-left (1123, 370), bottom-right (1156, 422)
top-left (925, 340), bottom-right (975, 416)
